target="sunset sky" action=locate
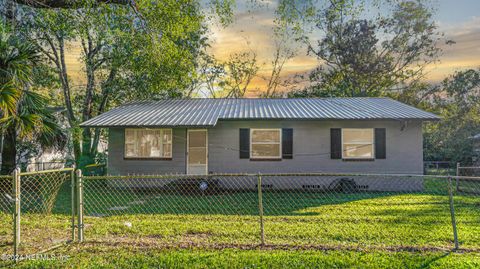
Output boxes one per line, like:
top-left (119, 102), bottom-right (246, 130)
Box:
top-left (66, 0), bottom-right (480, 96)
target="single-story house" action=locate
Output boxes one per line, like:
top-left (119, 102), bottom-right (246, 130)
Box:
top-left (80, 98), bottom-right (440, 191)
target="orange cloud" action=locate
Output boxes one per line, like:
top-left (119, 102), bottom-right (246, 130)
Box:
top-left (424, 17), bottom-right (480, 82)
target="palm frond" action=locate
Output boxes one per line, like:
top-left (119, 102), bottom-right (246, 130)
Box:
top-left (14, 90), bottom-right (68, 150)
top-left (0, 26), bottom-right (41, 116)
top-left (0, 82), bottom-right (21, 118)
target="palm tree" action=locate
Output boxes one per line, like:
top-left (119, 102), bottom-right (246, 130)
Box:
top-left (0, 31), bottom-right (35, 117)
top-left (1, 25), bottom-right (66, 174)
top-left (1, 91), bottom-right (67, 173)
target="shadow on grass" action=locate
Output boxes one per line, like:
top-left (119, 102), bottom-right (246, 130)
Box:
top-left (419, 251), bottom-right (452, 269)
top-left (80, 191), bottom-right (458, 217)
top-left (85, 189), bottom-right (408, 216)
top-left (50, 178), bottom-right (479, 221)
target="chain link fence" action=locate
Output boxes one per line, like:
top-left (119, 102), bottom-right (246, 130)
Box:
top-left (0, 175), bottom-right (13, 212)
top-left (0, 175), bottom-right (13, 254)
top-left (423, 161), bottom-right (454, 175)
top-left (457, 165), bottom-right (480, 195)
top-left (1, 169), bottom-right (479, 261)
top-left (80, 173), bottom-right (480, 251)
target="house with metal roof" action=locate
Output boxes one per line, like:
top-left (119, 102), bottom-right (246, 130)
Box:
top-left (81, 98), bottom-right (439, 188)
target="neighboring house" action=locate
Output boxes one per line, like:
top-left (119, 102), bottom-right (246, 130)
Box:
top-left (23, 140), bottom-right (108, 172)
top-left (80, 98), bottom-right (440, 191)
top-left (24, 147), bottom-right (67, 172)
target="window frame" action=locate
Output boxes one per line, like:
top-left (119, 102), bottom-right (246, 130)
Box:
top-left (341, 128), bottom-right (375, 160)
top-left (249, 128), bottom-right (282, 160)
top-left (124, 128), bottom-right (173, 159)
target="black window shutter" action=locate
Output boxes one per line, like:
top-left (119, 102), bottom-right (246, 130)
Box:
top-left (375, 128), bottom-right (386, 159)
top-left (282, 128), bottom-right (293, 159)
top-left (239, 128), bottom-right (250, 159)
top-left (331, 128), bottom-right (342, 159)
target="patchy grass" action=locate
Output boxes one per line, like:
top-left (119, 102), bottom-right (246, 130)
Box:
top-left (4, 245), bottom-right (480, 269)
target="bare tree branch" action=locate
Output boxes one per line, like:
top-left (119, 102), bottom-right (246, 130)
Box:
top-left (13, 0), bottom-right (132, 8)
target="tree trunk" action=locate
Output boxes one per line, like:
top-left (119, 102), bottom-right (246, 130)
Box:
top-left (55, 36), bottom-right (82, 165)
top-left (80, 37), bottom-right (97, 162)
top-left (58, 37), bottom-right (76, 125)
top-left (0, 126), bottom-right (16, 175)
top-left (89, 68), bottom-right (116, 156)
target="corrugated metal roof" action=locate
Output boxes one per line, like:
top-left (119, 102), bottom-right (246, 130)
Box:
top-left (80, 98), bottom-right (440, 127)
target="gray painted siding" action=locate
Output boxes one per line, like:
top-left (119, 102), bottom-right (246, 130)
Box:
top-left (209, 120), bottom-right (423, 174)
top-left (108, 128), bottom-right (186, 175)
top-left (107, 120), bottom-right (424, 175)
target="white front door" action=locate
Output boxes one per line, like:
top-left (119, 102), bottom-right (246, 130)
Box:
top-left (187, 129), bottom-right (208, 175)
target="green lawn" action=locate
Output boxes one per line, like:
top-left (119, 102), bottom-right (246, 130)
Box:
top-left (0, 176), bottom-right (479, 268)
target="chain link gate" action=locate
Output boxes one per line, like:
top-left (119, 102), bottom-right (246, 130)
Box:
top-left (0, 168), bottom-right (76, 263)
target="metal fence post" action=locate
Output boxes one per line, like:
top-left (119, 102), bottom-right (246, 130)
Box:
top-left (456, 162), bottom-right (460, 191)
top-left (447, 177), bottom-right (459, 250)
top-left (76, 169), bottom-right (84, 243)
top-left (257, 173), bottom-right (265, 246)
top-left (71, 167), bottom-right (76, 242)
top-left (13, 167), bottom-right (21, 258)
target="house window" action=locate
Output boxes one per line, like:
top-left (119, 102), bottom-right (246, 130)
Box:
top-left (124, 129), bottom-right (172, 158)
top-left (342, 128), bottom-right (374, 159)
top-left (250, 129), bottom-right (281, 159)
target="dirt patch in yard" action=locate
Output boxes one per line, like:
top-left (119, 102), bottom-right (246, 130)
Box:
top-left (79, 239), bottom-right (479, 254)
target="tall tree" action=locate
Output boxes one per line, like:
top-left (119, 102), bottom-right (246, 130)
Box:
top-left (222, 51), bottom-right (259, 98)
top-left (12, 0), bottom-right (131, 8)
top-left (192, 51), bottom-right (259, 98)
top-left (0, 25), bottom-right (36, 173)
top-left (424, 68), bottom-right (480, 164)
top-left (260, 15), bottom-right (297, 98)
top-left (1, 91), bottom-right (67, 174)
top-left (0, 24), bottom-right (66, 174)
top-left (11, 0), bottom-right (213, 167)
top-left (280, 0), bottom-right (445, 97)
top-left (4, 0), bottom-right (234, 28)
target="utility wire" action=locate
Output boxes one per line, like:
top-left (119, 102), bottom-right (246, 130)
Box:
top-left (164, 126), bottom-right (409, 158)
